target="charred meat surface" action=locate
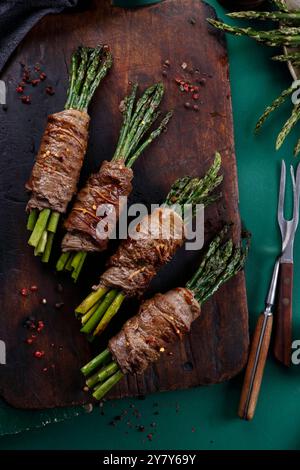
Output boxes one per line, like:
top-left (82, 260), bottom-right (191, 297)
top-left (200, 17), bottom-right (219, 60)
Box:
top-left (26, 109), bottom-right (90, 214)
top-left (62, 160), bottom-right (133, 252)
top-left (94, 207), bottom-right (185, 297)
top-left (109, 287), bottom-right (200, 375)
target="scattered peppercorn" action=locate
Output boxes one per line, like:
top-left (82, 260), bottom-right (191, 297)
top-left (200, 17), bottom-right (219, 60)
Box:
top-left (30, 285), bottom-right (38, 292)
top-left (184, 102), bottom-right (191, 109)
top-left (147, 433), bottom-right (153, 441)
top-left (21, 95), bottom-right (31, 104)
top-left (162, 70), bottom-right (168, 77)
top-left (46, 86), bottom-right (55, 96)
top-left (34, 350), bottom-right (45, 359)
top-left (20, 288), bottom-right (29, 296)
top-left (138, 425), bottom-right (145, 432)
top-left (164, 59), bottom-right (170, 67)
top-left (193, 104), bottom-right (199, 112)
top-left (189, 17), bottom-right (196, 25)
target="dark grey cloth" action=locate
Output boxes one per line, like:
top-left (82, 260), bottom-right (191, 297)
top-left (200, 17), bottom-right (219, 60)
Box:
top-left (0, 1), bottom-right (79, 72)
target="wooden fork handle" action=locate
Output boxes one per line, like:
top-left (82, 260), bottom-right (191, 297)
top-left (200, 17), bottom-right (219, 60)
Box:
top-left (273, 262), bottom-right (293, 367)
top-left (238, 313), bottom-right (273, 421)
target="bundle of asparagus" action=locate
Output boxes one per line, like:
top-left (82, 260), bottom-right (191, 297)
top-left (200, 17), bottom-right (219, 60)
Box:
top-left (56, 83), bottom-right (172, 281)
top-left (208, 0), bottom-right (300, 155)
top-left (81, 225), bottom-right (250, 401)
top-left (75, 153), bottom-right (223, 337)
top-left (26, 46), bottom-right (112, 262)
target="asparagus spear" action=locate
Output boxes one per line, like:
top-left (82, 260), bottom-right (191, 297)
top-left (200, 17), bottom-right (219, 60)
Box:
top-left (57, 83), bottom-right (173, 281)
top-left (276, 104), bottom-right (300, 150)
top-left (255, 85), bottom-right (295, 132)
top-left (27, 46), bottom-right (112, 262)
top-left (207, 19), bottom-right (300, 47)
top-left (228, 11), bottom-right (300, 22)
top-left (75, 153), bottom-right (223, 336)
top-left (82, 227), bottom-right (250, 401)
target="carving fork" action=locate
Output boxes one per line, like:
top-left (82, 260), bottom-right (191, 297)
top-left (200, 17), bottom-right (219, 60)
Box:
top-left (238, 161), bottom-right (300, 420)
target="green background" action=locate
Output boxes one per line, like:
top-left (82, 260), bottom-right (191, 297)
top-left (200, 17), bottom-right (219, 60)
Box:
top-left (1, 0), bottom-right (300, 450)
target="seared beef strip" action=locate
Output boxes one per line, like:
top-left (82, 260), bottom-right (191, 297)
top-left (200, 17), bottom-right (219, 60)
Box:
top-left (26, 109), bottom-right (90, 213)
top-left (93, 207), bottom-right (185, 297)
top-left (109, 287), bottom-right (200, 374)
top-left (62, 160), bottom-right (133, 252)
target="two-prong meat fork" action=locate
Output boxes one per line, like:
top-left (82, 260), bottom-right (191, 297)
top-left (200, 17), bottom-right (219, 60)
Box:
top-left (238, 161), bottom-right (300, 420)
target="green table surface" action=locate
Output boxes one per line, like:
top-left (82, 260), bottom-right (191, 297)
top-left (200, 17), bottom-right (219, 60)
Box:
top-left (1, 0), bottom-right (300, 450)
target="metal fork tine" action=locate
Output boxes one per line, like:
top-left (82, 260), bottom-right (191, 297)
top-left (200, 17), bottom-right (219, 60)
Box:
top-left (278, 160), bottom-right (286, 227)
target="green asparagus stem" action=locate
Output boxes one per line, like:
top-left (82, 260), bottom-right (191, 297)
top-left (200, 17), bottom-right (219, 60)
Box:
top-left (80, 289), bottom-right (118, 334)
top-left (113, 84), bottom-right (138, 158)
top-left (93, 370), bottom-right (124, 400)
top-left (81, 300), bottom-right (102, 325)
top-left (34, 230), bottom-right (48, 256)
top-left (126, 111), bottom-right (173, 168)
top-left (294, 137), bottom-right (300, 156)
top-left (48, 212), bottom-right (60, 233)
top-left (86, 361), bottom-right (119, 388)
top-left (276, 104), bottom-right (300, 150)
top-left (228, 11), bottom-right (300, 22)
top-left (255, 85), bottom-right (295, 132)
top-left (27, 209), bottom-right (38, 231)
top-left (72, 252), bottom-right (87, 282)
top-left (28, 209), bottom-right (51, 248)
top-left (81, 348), bottom-right (111, 376)
top-left (207, 19), bottom-right (300, 47)
top-left (272, 53), bottom-right (300, 63)
top-left (42, 232), bottom-right (54, 263)
top-left (76, 286), bottom-right (108, 315)
top-left (271, 0), bottom-right (289, 12)
top-left (93, 292), bottom-right (126, 336)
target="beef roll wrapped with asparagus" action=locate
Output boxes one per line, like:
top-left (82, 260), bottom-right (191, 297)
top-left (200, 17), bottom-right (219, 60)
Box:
top-left (81, 225), bottom-right (250, 401)
top-left (75, 152), bottom-right (223, 336)
top-left (26, 46), bottom-right (112, 262)
top-left (56, 83), bottom-right (172, 281)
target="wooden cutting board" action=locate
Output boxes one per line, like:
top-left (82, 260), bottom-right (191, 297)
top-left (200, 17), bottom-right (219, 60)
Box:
top-left (0, 0), bottom-right (249, 409)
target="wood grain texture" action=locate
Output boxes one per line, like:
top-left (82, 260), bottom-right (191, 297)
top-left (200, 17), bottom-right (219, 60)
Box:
top-left (0, 0), bottom-right (249, 409)
top-left (238, 313), bottom-right (272, 421)
top-left (274, 262), bottom-right (293, 367)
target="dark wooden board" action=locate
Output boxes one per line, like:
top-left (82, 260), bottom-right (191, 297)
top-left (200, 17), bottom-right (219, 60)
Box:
top-left (0, 0), bottom-right (249, 409)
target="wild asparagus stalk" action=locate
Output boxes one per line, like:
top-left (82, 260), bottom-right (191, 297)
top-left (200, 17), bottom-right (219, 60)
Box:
top-left (75, 153), bottom-right (223, 337)
top-left (272, 52), bottom-right (300, 63)
top-left (207, 19), bottom-right (300, 47)
top-left (276, 104), bottom-right (300, 149)
top-left (82, 227), bottom-right (250, 401)
top-left (271, 0), bottom-right (289, 12)
top-left (228, 11), bottom-right (300, 22)
top-left (255, 85), bottom-right (295, 132)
